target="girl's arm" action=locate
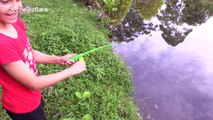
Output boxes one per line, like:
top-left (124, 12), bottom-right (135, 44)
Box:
top-left (1, 60), bottom-right (87, 90)
top-left (33, 50), bottom-right (75, 65)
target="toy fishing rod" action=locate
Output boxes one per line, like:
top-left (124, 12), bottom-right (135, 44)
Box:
top-left (69, 44), bottom-right (112, 61)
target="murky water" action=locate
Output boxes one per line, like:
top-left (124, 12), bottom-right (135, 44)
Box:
top-left (112, 1), bottom-right (213, 120)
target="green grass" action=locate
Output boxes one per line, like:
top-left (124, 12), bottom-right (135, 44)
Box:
top-left (0, 0), bottom-right (140, 119)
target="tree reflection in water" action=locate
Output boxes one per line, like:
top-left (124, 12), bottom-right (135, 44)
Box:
top-left (110, 8), bottom-right (158, 43)
top-left (110, 0), bottom-right (213, 46)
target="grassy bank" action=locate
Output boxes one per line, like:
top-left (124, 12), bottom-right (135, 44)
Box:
top-left (0, 0), bottom-right (140, 119)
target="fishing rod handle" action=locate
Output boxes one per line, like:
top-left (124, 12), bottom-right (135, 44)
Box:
top-left (79, 57), bottom-right (84, 61)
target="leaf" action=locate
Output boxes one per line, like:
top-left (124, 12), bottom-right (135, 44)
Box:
top-left (75, 92), bottom-right (82, 99)
top-left (82, 91), bottom-right (91, 99)
top-left (81, 114), bottom-right (93, 120)
top-left (62, 118), bottom-right (75, 120)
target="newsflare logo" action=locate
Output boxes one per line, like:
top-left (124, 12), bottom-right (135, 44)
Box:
top-left (20, 6), bottom-right (49, 14)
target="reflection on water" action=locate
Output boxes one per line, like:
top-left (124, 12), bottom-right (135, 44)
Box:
top-left (111, 0), bottom-right (212, 46)
top-left (112, 0), bottom-right (213, 119)
top-left (113, 15), bottom-right (213, 120)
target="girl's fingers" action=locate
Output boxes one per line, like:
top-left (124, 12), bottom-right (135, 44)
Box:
top-left (64, 60), bottom-right (75, 65)
top-left (62, 53), bottom-right (77, 65)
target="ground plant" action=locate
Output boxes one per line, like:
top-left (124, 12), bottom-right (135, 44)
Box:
top-left (0, 0), bottom-right (140, 119)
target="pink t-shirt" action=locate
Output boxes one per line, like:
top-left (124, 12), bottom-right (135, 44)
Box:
top-left (0, 18), bottom-right (41, 113)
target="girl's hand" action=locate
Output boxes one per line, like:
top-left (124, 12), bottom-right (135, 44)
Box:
top-left (58, 53), bottom-right (76, 66)
top-left (69, 61), bottom-right (87, 75)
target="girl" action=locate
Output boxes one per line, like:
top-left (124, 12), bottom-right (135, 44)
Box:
top-left (0, 0), bottom-right (87, 119)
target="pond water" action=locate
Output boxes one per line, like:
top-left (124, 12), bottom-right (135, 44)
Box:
top-left (112, 1), bottom-right (213, 120)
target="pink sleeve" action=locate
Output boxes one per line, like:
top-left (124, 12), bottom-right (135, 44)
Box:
top-left (0, 43), bottom-right (21, 64)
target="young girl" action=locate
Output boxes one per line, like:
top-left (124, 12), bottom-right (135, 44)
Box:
top-left (0, 0), bottom-right (87, 119)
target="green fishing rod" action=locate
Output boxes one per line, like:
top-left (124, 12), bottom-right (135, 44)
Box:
top-left (69, 44), bottom-right (112, 61)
